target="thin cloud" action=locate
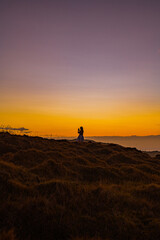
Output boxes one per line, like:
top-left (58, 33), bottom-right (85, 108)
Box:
top-left (0, 126), bottom-right (30, 133)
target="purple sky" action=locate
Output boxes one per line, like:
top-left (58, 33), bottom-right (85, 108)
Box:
top-left (0, 0), bottom-right (160, 136)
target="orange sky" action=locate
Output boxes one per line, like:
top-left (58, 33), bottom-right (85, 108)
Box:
top-left (0, 89), bottom-right (160, 136)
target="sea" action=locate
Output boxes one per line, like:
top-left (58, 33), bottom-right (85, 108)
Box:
top-left (52, 135), bottom-right (160, 152)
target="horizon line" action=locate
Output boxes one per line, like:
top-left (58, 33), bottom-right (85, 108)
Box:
top-left (1, 131), bottom-right (160, 138)
top-left (42, 135), bottom-right (160, 138)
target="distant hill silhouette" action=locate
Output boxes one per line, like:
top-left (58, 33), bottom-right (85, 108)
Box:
top-left (0, 132), bottom-right (160, 240)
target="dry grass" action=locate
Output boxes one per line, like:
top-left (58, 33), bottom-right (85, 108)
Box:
top-left (0, 132), bottom-right (160, 239)
top-left (0, 229), bottom-right (17, 240)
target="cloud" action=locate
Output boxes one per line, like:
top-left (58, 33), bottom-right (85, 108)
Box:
top-left (0, 126), bottom-right (30, 133)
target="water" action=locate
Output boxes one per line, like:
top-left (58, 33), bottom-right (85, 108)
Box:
top-left (53, 135), bottom-right (160, 151)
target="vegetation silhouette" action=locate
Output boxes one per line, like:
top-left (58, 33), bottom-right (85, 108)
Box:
top-left (0, 132), bottom-right (160, 240)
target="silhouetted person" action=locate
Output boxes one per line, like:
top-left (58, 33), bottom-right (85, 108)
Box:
top-left (77, 126), bottom-right (84, 142)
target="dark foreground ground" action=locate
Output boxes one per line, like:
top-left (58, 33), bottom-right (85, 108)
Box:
top-left (0, 132), bottom-right (160, 240)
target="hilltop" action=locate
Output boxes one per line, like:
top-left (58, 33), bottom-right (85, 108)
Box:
top-left (0, 132), bottom-right (160, 240)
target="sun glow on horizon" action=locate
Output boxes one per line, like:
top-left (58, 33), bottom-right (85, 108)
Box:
top-left (0, 104), bottom-right (160, 137)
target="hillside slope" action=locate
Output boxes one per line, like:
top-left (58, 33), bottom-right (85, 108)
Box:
top-left (0, 132), bottom-right (160, 240)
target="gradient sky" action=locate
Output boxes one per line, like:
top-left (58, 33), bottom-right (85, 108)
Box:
top-left (1, 0), bottom-right (160, 136)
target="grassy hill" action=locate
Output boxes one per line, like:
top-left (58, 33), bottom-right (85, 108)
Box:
top-left (0, 132), bottom-right (160, 240)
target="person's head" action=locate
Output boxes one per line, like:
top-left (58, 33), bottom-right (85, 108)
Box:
top-left (80, 126), bottom-right (83, 130)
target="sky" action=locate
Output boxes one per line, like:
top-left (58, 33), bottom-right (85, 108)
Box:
top-left (0, 0), bottom-right (160, 136)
